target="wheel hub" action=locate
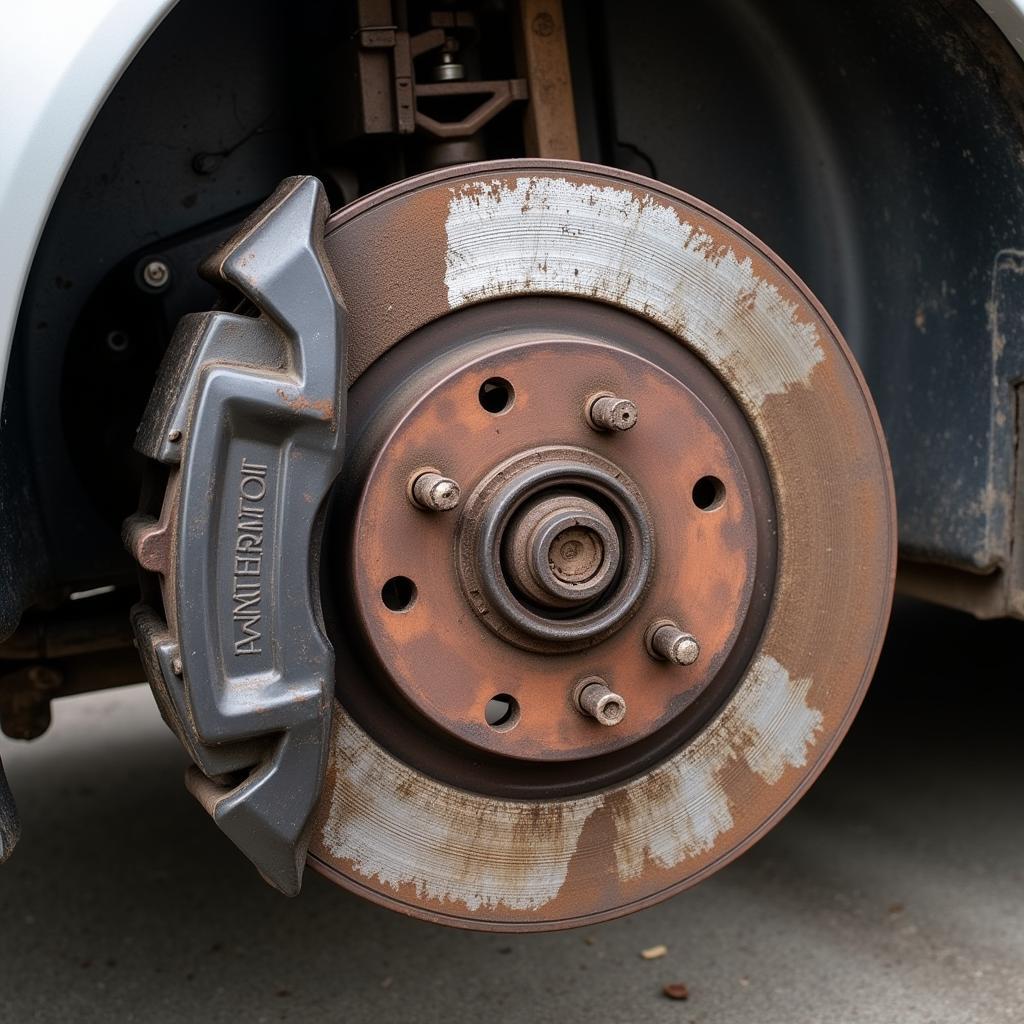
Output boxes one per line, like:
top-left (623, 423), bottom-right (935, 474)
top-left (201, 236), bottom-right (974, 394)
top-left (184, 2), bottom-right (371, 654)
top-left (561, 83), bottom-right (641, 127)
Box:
top-left (337, 318), bottom-right (769, 772)
top-left (458, 443), bottom-right (656, 652)
top-left (505, 491), bottom-right (618, 604)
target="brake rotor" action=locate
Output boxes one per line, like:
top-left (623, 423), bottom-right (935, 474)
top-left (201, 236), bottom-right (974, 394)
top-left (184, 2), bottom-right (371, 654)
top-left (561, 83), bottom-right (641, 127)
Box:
top-left (304, 160), bottom-right (896, 930)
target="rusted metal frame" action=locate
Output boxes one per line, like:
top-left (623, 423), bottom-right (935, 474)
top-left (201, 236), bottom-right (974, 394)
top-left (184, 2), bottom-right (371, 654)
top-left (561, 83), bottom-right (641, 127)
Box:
top-left (394, 23), bottom-right (416, 134)
top-left (409, 26), bottom-right (446, 60)
top-left (516, 0), bottom-right (581, 159)
top-left (347, 0), bottom-right (409, 137)
top-left (0, 604), bottom-right (134, 661)
top-left (0, 646), bottom-right (143, 741)
top-left (0, 597), bottom-right (143, 739)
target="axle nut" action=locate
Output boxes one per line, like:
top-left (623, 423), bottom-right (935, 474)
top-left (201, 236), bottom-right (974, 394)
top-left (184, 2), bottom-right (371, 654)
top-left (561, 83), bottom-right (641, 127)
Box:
top-left (587, 393), bottom-right (638, 432)
top-left (646, 621), bottom-right (700, 665)
top-left (410, 470), bottom-right (462, 512)
top-left (574, 678), bottom-right (626, 726)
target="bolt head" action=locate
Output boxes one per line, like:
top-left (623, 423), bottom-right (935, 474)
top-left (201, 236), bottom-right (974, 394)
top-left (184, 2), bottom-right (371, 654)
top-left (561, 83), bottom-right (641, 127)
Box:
top-left (141, 259), bottom-right (171, 291)
top-left (503, 494), bottom-right (620, 608)
top-left (592, 692), bottom-right (626, 725)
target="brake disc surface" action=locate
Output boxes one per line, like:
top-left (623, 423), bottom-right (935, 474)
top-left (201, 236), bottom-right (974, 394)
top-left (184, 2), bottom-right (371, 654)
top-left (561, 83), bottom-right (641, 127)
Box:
top-left (302, 161), bottom-right (896, 929)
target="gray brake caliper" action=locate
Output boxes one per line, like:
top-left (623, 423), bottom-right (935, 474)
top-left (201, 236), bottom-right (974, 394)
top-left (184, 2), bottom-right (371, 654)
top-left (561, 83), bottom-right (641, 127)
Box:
top-left (126, 176), bottom-right (345, 895)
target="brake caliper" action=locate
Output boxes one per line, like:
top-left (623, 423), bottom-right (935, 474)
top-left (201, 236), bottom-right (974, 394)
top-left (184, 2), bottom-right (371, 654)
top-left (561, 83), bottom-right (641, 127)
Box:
top-left (125, 176), bottom-right (345, 895)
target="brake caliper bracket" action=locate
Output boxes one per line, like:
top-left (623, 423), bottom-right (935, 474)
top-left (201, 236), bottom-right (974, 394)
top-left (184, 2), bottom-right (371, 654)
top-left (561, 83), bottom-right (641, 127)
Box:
top-left (126, 176), bottom-right (346, 895)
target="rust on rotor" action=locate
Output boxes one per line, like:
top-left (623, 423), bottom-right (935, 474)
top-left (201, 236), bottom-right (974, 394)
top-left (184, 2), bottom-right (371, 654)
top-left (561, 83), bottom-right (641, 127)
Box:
top-left (342, 336), bottom-right (761, 765)
top-left (304, 160), bottom-right (896, 932)
top-left (323, 299), bottom-right (775, 794)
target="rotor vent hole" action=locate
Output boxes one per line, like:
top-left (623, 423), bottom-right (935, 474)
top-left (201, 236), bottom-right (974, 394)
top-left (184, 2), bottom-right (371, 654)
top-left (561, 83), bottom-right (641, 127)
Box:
top-left (479, 377), bottom-right (515, 414)
top-left (692, 476), bottom-right (725, 511)
top-left (484, 694), bottom-right (520, 731)
top-left (381, 576), bottom-right (417, 612)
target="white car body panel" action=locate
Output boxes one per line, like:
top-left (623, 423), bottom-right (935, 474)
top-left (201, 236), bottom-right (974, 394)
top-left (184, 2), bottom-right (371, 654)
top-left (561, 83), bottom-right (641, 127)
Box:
top-left (1, 0), bottom-right (1023, 401)
top-left (0, 0), bottom-right (175, 395)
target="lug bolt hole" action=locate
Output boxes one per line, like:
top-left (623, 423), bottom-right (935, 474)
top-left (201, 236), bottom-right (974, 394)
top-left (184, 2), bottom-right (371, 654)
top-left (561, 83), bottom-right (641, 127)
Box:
top-left (381, 575), bottom-right (417, 612)
top-left (692, 475), bottom-right (725, 511)
top-left (484, 693), bottom-right (520, 731)
top-left (478, 377), bottom-right (515, 414)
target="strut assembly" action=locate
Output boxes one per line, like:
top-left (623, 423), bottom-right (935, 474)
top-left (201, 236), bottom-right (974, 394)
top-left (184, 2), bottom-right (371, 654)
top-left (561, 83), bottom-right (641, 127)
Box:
top-left (128, 160), bottom-right (895, 928)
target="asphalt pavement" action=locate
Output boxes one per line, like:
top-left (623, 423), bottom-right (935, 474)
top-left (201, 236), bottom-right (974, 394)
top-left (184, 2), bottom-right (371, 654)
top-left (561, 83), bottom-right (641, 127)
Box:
top-left (1, 599), bottom-right (1022, 1023)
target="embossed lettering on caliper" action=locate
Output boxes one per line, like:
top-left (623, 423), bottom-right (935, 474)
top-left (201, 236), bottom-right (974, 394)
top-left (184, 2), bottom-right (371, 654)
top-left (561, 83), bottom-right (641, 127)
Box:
top-left (234, 458), bottom-right (268, 657)
top-left (125, 177), bottom-right (346, 895)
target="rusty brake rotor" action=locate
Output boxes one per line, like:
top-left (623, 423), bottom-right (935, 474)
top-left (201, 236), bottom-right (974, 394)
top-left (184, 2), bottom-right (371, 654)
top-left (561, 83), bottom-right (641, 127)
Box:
top-left (303, 160), bottom-right (896, 930)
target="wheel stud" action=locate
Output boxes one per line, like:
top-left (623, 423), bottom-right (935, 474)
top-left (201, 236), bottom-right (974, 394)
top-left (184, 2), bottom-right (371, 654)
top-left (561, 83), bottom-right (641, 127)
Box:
top-left (409, 470), bottom-right (462, 512)
top-left (574, 677), bottom-right (627, 726)
top-left (586, 393), bottom-right (638, 432)
top-left (646, 621), bottom-right (700, 665)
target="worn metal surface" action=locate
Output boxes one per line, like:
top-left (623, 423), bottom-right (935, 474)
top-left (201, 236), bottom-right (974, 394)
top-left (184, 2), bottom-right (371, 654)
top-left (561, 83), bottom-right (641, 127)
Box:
top-left (502, 491), bottom-right (621, 607)
top-left (648, 622), bottom-right (700, 666)
top-left (586, 393), bottom-right (637, 432)
top-left (409, 470), bottom-right (461, 512)
top-left (0, 647), bottom-right (142, 741)
top-left (455, 442), bottom-right (658, 651)
top-left (125, 176), bottom-right (347, 896)
top-left (304, 160), bottom-right (896, 929)
top-left (574, 677), bottom-right (626, 725)
top-left (340, 334), bottom-right (760, 766)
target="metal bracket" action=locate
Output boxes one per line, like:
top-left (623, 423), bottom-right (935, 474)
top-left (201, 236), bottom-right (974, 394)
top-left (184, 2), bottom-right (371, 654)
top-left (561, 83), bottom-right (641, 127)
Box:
top-left (125, 176), bottom-right (346, 895)
top-left (338, 2), bottom-right (527, 143)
